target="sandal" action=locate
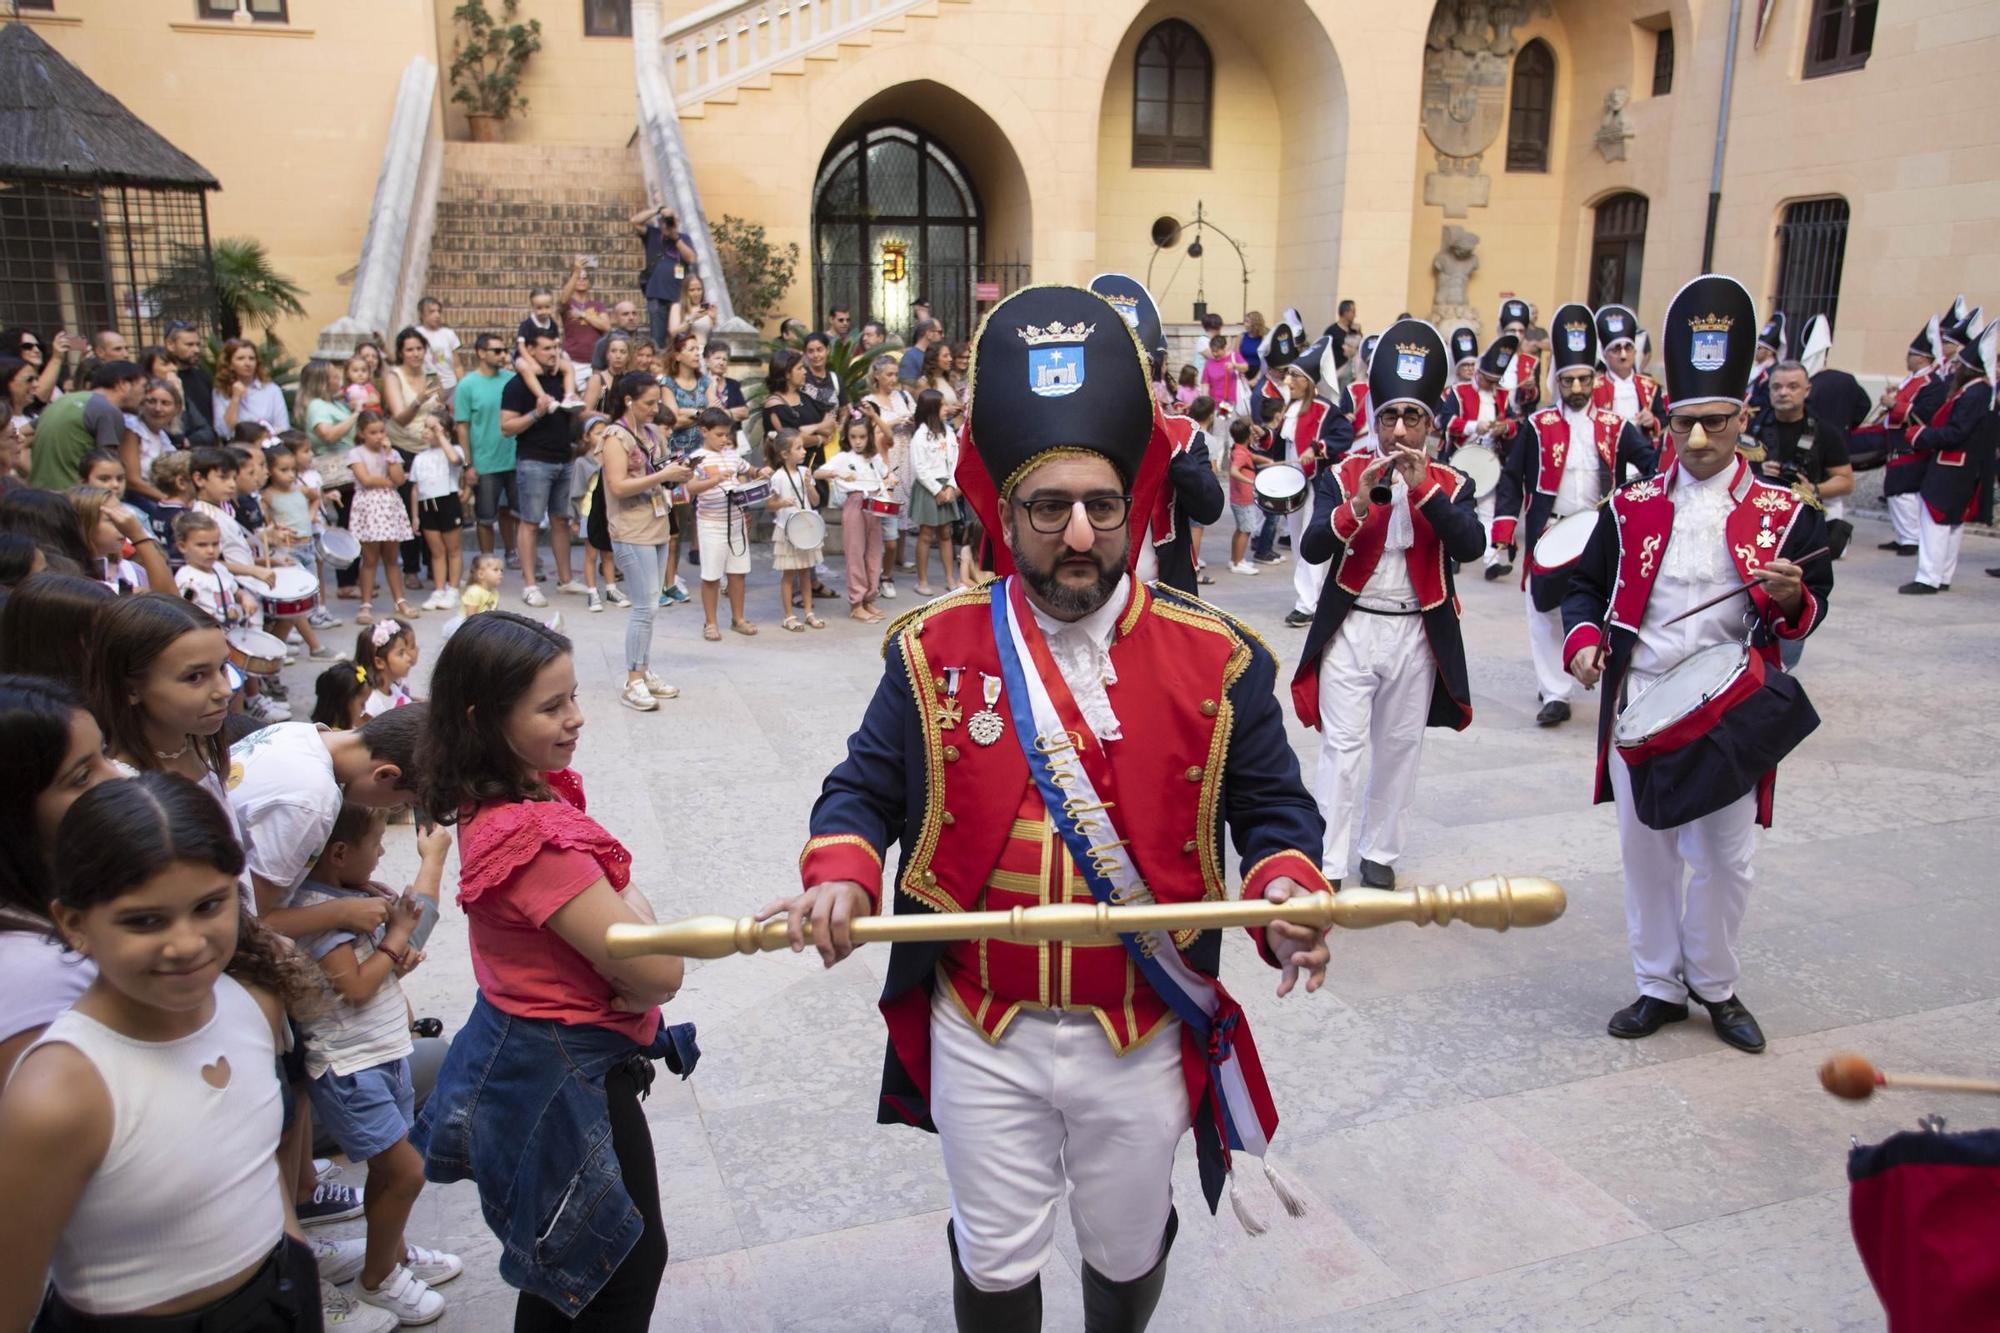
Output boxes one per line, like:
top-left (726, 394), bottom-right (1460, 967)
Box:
top-left (395, 599), bottom-right (422, 619)
top-left (782, 615), bottom-right (805, 633)
top-left (731, 620), bottom-right (759, 636)
top-left (703, 624), bottom-right (721, 642)
top-left (915, 585), bottom-right (936, 597)
top-left (804, 613), bottom-right (826, 629)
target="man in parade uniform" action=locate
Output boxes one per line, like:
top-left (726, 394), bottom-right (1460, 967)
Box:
top-left (1271, 334), bottom-right (1355, 627)
top-left (1492, 302), bottom-right (1656, 726)
top-left (1293, 319), bottom-right (1486, 889)
top-left (1440, 334), bottom-right (1521, 580)
top-left (1898, 313), bottom-right (1997, 595)
top-left (1860, 318), bottom-right (1943, 554)
top-left (1562, 275), bottom-right (1833, 1055)
top-left (1746, 311), bottom-right (1785, 414)
top-left (1497, 297), bottom-right (1543, 415)
top-left (766, 286), bottom-right (1333, 1332)
top-left (1448, 326), bottom-right (1480, 384)
top-left (1590, 304), bottom-right (1668, 446)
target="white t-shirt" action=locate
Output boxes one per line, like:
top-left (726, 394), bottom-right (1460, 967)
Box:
top-left (418, 326), bottom-right (461, 390)
top-left (409, 444), bottom-right (459, 501)
top-left (176, 563), bottom-right (248, 627)
top-left (362, 682), bottom-right (413, 719)
top-left (823, 451), bottom-right (889, 501)
top-left (288, 880), bottom-right (416, 1079)
top-left (0, 929), bottom-right (96, 1044)
top-left (224, 722), bottom-right (342, 899)
top-left (192, 500), bottom-right (255, 567)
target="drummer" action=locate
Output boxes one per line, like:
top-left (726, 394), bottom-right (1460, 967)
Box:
top-left (1589, 305), bottom-right (1668, 446)
top-left (1293, 319), bottom-right (1486, 889)
top-left (1562, 274), bottom-right (1833, 1055)
top-left (1439, 335), bottom-right (1521, 581)
top-left (1491, 302), bottom-right (1656, 726)
top-left (1271, 335), bottom-right (1354, 628)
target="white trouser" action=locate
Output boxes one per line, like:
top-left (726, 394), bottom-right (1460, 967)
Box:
top-left (1312, 610), bottom-right (1435, 875)
top-left (1475, 491), bottom-right (1503, 566)
top-left (1915, 511), bottom-right (1963, 588)
top-left (1886, 493), bottom-right (1923, 545)
top-left (1288, 505), bottom-right (1326, 614)
top-left (1524, 583), bottom-right (1573, 704)
top-left (1609, 753), bottom-right (1757, 1005)
top-left (929, 989), bottom-right (1186, 1291)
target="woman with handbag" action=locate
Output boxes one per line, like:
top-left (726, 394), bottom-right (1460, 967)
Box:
top-left (598, 375), bottom-right (692, 712)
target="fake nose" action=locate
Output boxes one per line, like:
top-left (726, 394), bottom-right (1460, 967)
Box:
top-left (1063, 501), bottom-right (1095, 552)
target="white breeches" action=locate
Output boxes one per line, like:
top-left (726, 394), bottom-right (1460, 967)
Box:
top-left (1289, 505), bottom-right (1326, 615)
top-left (1311, 610), bottom-right (1435, 875)
top-left (1915, 511), bottom-right (1963, 589)
top-left (1885, 493), bottom-right (1923, 546)
top-left (1525, 583), bottom-right (1574, 704)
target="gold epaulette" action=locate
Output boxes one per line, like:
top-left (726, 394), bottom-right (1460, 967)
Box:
top-left (1789, 483), bottom-right (1825, 511)
top-left (879, 581), bottom-right (993, 658)
top-left (1149, 582), bottom-right (1275, 661)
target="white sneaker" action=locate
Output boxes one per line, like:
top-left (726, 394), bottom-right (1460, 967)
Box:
top-left (1230, 561), bottom-right (1261, 576)
top-left (587, 589), bottom-right (604, 613)
top-left (315, 1235), bottom-right (367, 1285)
top-left (620, 679), bottom-right (658, 712)
top-left (642, 672), bottom-right (680, 700)
top-left (555, 581), bottom-right (588, 597)
top-left (878, 579), bottom-right (898, 600)
top-left (356, 1265), bottom-right (444, 1326)
top-left (424, 589), bottom-right (454, 612)
top-left (521, 585), bottom-right (548, 608)
top-left (314, 1157), bottom-right (337, 1182)
top-left (308, 607), bottom-right (344, 629)
top-left (242, 694), bottom-right (290, 723)
top-left (603, 584), bottom-right (631, 608)
top-left (401, 1243), bottom-right (463, 1287)
top-left (322, 1280), bottom-right (397, 1332)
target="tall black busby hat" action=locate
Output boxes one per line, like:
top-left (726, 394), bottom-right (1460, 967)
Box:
top-left (1757, 311), bottom-right (1787, 355)
top-left (1262, 323), bottom-right (1302, 371)
top-left (1958, 312), bottom-right (1997, 379)
top-left (1449, 326), bottom-right (1480, 366)
top-left (1938, 294), bottom-right (1970, 345)
top-left (1287, 335), bottom-right (1335, 387)
top-left (1549, 303), bottom-right (1598, 374)
top-left (1369, 319), bottom-right (1450, 417)
top-left (1663, 274), bottom-right (1758, 408)
top-left (1086, 272), bottom-right (1167, 375)
top-left (1943, 305), bottom-right (1981, 351)
top-left (1359, 333), bottom-right (1381, 368)
top-left (1477, 334), bottom-right (1519, 380)
top-left (1498, 298), bottom-right (1531, 331)
top-left (1595, 304), bottom-right (1639, 350)
top-left (1909, 317), bottom-right (1941, 361)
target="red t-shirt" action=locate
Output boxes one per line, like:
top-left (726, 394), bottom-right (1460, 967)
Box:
top-left (455, 777), bottom-right (658, 1044)
top-left (562, 299), bottom-right (608, 365)
top-left (1229, 442), bottom-right (1258, 506)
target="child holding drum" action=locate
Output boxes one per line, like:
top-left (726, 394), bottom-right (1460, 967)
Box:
top-left (686, 406), bottom-right (771, 641)
top-left (257, 444), bottom-right (334, 661)
top-left (816, 413), bottom-right (897, 623)
top-left (764, 428), bottom-right (826, 631)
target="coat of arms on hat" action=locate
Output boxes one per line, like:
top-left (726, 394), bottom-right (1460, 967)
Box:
top-left (1688, 312), bottom-right (1733, 371)
top-left (1564, 321), bottom-right (1590, 352)
top-left (1019, 320), bottom-right (1094, 398)
top-left (1395, 341), bottom-right (1428, 381)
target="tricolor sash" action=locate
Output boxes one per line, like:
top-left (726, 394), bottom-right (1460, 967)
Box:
top-left (990, 578), bottom-right (1280, 1166)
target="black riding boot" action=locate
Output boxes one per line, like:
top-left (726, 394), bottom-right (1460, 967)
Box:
top-left (948, 1221), bottom-right (1042, 1332)
top-left (1081, 1207), bottom-right (1178, 1333)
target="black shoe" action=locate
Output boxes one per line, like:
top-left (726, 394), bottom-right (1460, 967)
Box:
top-left (1081, 1208), bottom-right (1176, 1333)
top-left (1695, 993), bottom-right (1767, 1053)
top-left (1989, 568), bottom-right (2000, 578)
top-left (1357, 857), bottom-right (1394, 889)
top-left (1253, 552), bottom-right (1283, 565)
top-left (1895, 544), bottom-right (1919, 555)
top-left (1607, 995), bottom-right (1689, 1039)
top-left (1897, 582), bottom-right (1940, 595)
top-left (949, 1222), bottom-right (1042, 1332)
top-left (1484, 563), bottom-right (1512, 581)
top-left (1877, 540), bottom-right (1904, 551)
top-left (1535, 699), bottom-right (1571, 726)
top-left (1283, 609), bottom-right (1313, 628)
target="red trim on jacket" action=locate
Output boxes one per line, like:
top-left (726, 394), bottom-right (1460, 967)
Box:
top-left (1326, 453), bottom-right (1455, 609)
top-left (1444, 382), bottom-right (1512, 446)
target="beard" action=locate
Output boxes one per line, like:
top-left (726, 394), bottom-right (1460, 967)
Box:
top-left (1015, 540), bottom-right (1127, 618)
top-left (1562, 389), bottom-right (1593, 411)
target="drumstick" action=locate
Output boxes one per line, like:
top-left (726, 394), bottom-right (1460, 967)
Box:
top-left (1819, 1053), bottom-right (2000, 1101)
top-left (1660, 547), bottom-right (1830, 626)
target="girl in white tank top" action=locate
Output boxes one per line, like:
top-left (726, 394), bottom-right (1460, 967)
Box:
top-left (0, 772), bottom-right (322, 1330)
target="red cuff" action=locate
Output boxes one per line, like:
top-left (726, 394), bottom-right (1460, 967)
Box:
top-left (1414, 480), bottom-right (1445, 508)
top-left (1492, 516), bottom-right (1518, 547)
top-left (1772, 586), bottom-right (1818, 640)
top-left (1562, 621), bottom-right (1602, 666)
top-left (1241, 851), bottom-right (1331, 968)
top-left (799, 835), bottom-right (885, 907)
top-left (1331, 496), bottom-right (1365, 543)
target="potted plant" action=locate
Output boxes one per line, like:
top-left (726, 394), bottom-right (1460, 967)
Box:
top-left (448, 0), bottom-right (542, 143)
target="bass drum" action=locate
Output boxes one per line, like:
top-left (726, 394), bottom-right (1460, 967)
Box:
top-left (1254, 463), bottom-right (1310, 516)
top-left (1452, 443), bottom-right (1503, 498)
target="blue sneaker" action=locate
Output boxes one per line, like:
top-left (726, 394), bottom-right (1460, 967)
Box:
top-left (662, 580), bottom-right (691, 606)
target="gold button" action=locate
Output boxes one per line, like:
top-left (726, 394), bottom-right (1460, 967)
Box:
top-left (922, 870), bottom-right (937, 887)
top-left (942, 810), bottom-right (956, 826)
top-left (1200, 699), bottom-right (1218, 717)
top-left (1184, 766), bottom-right (1202, 782)
top-left (935, 677), bottom-right (947, 690)
top-left (944, 745), bottom-right (961, 762)
top-left (1182, 839), bottom-right (1197, 853)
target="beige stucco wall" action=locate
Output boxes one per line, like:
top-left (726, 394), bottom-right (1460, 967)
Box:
top-left (10, 1), bottom-right (439, 355)
top-left (432, 0), bottom-right (645, 146)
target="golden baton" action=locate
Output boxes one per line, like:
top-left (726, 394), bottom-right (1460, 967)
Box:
top-left (605, 875), bottom-right (1566, 960)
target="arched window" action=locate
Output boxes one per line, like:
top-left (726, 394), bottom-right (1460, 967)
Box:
top-left (1132, 20), bottom-right (1212, 168)
top-left (1506, 39), bottom-right (1555, 173)
top-left (813, 125), bottom-right (983, 339)
top-left (1589, 192), bottom-right (1649, 310)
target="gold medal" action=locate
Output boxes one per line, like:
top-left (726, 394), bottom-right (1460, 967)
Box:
top-left (934, 667), bottom-right (965, 731)
top-left (968, 673), bottom-right (1006, 747)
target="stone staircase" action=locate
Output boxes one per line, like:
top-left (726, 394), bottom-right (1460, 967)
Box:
top-left (421, 142), bottom-right (651, 340)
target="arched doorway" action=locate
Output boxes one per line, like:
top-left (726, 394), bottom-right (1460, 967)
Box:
top-left (1589, 192), bottom-right (1649, 310)
top-left (813, 124), bottom-right (998, 340)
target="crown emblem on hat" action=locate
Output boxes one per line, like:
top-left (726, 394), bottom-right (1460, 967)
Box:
top-left (1687, 313), bottom-right (1734, 333)
top-left (1563, 320), bottom-right (1589, 334)
top-left (1395, 341), bottom-right (1429, 357)
top-left (1017, 320), bottom-right (1096, 347)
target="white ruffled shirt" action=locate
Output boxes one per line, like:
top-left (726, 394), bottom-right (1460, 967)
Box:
top-left (1555, 404), bottom-right (1605, 517)
top-left (1629, 461), bottom-right (1751, 688)
top-left (1026, 576), bottom-right (1130, 741)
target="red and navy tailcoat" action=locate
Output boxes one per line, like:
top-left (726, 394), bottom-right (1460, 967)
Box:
top-left (1492, 406), bottom-right (1658, 609)
top-left (1866, 367), bottom-right (1947, 498)
top-left (1906, 378), bottom-right (1997, 526)
top-left (1508, 350), bottom-right (1543, 415)
top-left (1589, 373), bottom-right (1669, 441)
top-left (797, 579), bottom-right (1327, 1214)
top-left (1558, 458), bottom-right (1833, 827)
top-left (1438, 382), bottom-right (1517, 455)
top-left (1289, 452), bottom-right (1488, 731)
top-left (1148, 413), bottom-right (1227, 595)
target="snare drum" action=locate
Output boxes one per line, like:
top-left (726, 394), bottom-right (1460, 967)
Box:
top-left (1530, 509), bottom-right (1597, 574)
top-left (1613, 641), bottom-right (1820, 829)
top-left (1452, 443), bottom-right (1503, 498)
top-left (225, 628), bottom-right (289, 677)
top-left (727, 479), bottom-right (773, 510)
top-left (320, 528), bottom-right (361, 570)
top-left (257, 565), bottom-right (320, 619)
top-left (1253, 463), bottom-right (1310, 516)
top-left (781, 509), bottom-right (827, 550)
top-left (863, 497), bottom-right (902, 519)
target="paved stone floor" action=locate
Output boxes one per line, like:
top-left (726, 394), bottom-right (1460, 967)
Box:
top-left (336, 510), bottom-right (2000, 1331)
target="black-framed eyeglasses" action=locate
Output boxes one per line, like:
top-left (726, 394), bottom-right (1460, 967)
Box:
top-left (476, 343), bottom-right (504, 355)
top-left (1374, 407), bottom-right (1430, 431)
top-left (1013, 493), bottom-right (1133, 534)
top-left (1666, 411), bottom-right (1740, 435)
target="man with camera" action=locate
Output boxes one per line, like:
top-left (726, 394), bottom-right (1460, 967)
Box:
top-left (631, 203), bottom-right (699, 347)
top-left (1746, 361), bottom-right (1853, 648)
